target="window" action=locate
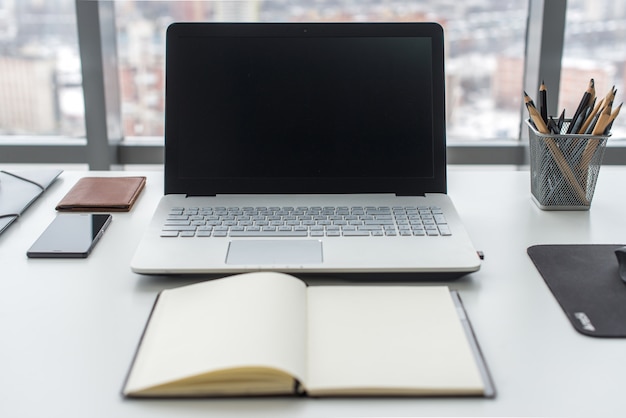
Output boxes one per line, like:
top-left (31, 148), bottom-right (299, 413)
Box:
top-left (0, 0), bottom-right (84, 137)
top-left (4, 0), bottom-right (624, 167)
top-left (561, 0), bottom-right (626, 138)
top-left (114, 0), bottom-right (528, 142)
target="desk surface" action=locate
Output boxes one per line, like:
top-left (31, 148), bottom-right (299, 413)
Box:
top-left (2, 167), bottom-right (626, 417)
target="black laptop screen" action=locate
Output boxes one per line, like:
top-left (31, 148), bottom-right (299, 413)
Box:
top-left (165, 23), bottom-right (447, 195)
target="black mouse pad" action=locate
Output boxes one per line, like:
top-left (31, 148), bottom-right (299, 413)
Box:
top-left (527, 244), bottom-right (626, 337)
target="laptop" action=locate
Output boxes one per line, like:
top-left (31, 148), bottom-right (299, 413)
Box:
top-left (131, 22), bottom-right (481, 279)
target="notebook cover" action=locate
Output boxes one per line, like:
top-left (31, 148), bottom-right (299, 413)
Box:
top-left (56, 176), bottom-right (146, 212)
top-left (527, 244), bottom-right (626, 337)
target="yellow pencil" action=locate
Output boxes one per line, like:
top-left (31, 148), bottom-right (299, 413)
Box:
top-left (592, 101), bottom-right (613, 136)
top-left (605, 102), bottom-right (623, 133)
top-left (527, 102), bottom-right (549, 133)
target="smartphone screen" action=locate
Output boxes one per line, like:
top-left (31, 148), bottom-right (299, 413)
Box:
top-left (27, 214), bottom-right (112, 258)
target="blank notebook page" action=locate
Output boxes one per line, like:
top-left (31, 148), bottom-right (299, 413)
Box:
top-left (305, 286), bottom-right (484, 395)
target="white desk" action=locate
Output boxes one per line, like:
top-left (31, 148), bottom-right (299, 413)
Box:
top-left (2, 167), bottom-right (626, 417)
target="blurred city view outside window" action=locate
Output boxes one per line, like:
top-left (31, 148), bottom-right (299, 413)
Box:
top-left (115, 0), bottom-right (529, 141)
top-left (4, 1), bottom-right (622, 145)
top-left (0, 0), bottom-right (83, 137)
top-left (559, 0), bottom-right (626, 139)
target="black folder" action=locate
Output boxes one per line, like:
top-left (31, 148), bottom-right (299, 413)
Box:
top-left (528, 244), bottom-right (626, 337)
top-left (0, 169), bottom-right (62, 236)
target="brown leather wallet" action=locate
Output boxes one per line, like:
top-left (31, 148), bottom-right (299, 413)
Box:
top-left (56, 176), bottom-right (146, 212)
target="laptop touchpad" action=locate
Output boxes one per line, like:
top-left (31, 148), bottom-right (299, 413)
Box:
top-left (226, 240), bottom-right (323, 265)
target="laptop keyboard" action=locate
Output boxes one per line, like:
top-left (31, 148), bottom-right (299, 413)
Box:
top-left (160, 206), bottom-right (451, 238)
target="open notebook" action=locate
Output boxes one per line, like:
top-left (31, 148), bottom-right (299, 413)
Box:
top-left (131, 22), bottom-right (480, 278)
top-left (123, 272), bottom-right (495, 397)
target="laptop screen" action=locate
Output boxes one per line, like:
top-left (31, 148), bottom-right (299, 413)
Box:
top-left (165, 23), bottom-right (447, 196)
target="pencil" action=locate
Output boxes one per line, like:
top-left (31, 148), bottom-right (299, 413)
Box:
top-left (567, 78), bottom-right (595, 133)
top-left (592, 101), bottom-right (613, 135)
top-left (557, 109), bottom-right (565, 132)
top-left (524, 91), bottom-right (535, 108)
top-left (583, 106), bottom-right (604, 135)
top-left (576, 101), bottom-right (615, 175)
top-left (603, 102), bottom-right (623, 134)
top-left (539, 81), bottom-right (548, 124)
top-left (579, 97), bottom-right (604, 134)
top-left (526, 101), bottom-right (549, 133)
top-left (548, 117), bottom-right (559, 134)
top-left (604, 86), bottom-right (616, 105)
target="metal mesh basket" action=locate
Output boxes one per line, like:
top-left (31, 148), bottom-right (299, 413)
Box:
top-left (527, 119), bottom-right (609, 210)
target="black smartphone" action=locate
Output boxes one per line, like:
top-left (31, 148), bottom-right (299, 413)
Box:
top-left (27, 213), bottom-right (112, 258)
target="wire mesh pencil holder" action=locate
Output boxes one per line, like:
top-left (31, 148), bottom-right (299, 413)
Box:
top-left (527, 119), bottom-right (609, 210)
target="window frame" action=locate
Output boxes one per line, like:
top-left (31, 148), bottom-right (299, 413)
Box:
top-left (2, 0), bottom-right (625, 168)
